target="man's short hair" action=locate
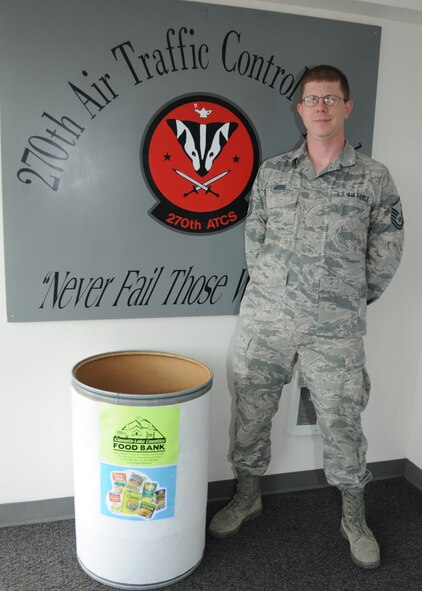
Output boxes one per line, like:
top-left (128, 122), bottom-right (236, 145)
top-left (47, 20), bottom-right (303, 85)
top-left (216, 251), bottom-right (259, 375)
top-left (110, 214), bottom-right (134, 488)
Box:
top-left (300, 65), bottom-right (350, 100)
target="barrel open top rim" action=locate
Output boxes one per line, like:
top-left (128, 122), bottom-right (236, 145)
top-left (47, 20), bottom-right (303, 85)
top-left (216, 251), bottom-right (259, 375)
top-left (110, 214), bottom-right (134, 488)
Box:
top-left (72, 350), bottom-right (213, 405)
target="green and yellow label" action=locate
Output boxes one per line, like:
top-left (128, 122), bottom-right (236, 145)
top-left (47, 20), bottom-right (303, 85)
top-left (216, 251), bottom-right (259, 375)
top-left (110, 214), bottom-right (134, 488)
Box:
top-left (100, 404), bottom-right (180, 467)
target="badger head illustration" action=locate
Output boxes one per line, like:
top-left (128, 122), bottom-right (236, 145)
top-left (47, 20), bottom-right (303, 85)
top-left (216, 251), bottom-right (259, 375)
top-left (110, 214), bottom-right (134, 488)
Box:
top-left (167, 119), bottom-right (238, 177)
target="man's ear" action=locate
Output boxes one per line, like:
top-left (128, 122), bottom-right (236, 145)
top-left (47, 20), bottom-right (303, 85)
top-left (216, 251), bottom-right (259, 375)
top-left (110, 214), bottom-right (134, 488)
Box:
top-left (344, 99), bottom-right (353, 119)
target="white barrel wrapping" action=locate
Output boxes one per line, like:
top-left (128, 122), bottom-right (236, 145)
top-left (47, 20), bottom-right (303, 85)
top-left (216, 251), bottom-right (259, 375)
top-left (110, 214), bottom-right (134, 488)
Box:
top-left (71, 351), bottom-right (212, 590)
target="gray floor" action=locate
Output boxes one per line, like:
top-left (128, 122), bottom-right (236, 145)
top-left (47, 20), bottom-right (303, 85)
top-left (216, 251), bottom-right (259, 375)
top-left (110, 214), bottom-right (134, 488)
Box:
top-left (1, 478), bottom-right (421, 591)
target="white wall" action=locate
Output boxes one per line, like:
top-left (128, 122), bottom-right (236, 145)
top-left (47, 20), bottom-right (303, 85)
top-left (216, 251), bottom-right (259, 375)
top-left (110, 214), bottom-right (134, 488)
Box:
top-left (1, 0), bottom-right (422, 505)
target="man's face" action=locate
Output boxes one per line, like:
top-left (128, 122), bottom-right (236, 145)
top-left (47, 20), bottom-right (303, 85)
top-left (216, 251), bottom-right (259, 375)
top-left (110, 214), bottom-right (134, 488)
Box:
top-left (297, 80), bottom-right (353, 143)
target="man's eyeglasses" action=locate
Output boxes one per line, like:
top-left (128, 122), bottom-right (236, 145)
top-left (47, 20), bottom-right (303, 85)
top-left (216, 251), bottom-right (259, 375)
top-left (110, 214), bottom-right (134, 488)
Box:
top-left (301, 95), bottom-right (347, 107)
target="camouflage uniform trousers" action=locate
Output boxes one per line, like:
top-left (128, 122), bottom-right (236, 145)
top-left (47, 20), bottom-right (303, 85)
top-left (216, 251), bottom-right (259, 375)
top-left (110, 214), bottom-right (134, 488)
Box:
top-left (231, 328), bottom-right (372, 491)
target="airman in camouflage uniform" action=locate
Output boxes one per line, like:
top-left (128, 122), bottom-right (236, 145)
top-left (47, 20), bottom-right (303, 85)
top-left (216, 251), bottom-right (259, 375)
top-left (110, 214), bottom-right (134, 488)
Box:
top-left (209, 65), bottom-right (404, 570)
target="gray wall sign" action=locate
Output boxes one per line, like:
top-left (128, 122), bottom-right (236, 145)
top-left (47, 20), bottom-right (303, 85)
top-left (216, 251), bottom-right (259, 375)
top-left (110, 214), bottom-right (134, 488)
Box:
top-left (0, 0), bottom-right (381, 322)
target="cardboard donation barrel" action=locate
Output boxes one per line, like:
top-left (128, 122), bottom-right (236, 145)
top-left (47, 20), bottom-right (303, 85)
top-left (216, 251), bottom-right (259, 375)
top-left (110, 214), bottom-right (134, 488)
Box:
top-left (71, 351), bottom-right (213, 590)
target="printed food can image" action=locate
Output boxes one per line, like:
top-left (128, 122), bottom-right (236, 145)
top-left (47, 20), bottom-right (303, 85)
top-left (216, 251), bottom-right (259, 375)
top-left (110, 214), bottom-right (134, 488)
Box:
top-left (71, 351), bottom-right (213, 590)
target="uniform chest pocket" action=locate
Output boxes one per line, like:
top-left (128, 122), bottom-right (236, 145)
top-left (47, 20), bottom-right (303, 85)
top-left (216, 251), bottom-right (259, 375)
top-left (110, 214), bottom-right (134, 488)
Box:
top-left (266, 188), bottom-right (299, 237)
top-left (327, 197), bottom-right (369, 259)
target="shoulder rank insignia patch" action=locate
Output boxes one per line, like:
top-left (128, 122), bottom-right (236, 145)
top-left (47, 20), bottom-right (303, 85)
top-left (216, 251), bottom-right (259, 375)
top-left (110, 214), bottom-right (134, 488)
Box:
top-left (391, 199), bottom-right (404, 230)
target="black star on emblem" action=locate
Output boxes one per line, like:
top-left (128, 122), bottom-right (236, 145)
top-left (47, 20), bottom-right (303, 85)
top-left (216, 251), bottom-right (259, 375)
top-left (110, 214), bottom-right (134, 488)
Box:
top-left (233, 155), bottom-right (240, 163)
top-left (163, 153), bottom-right (171, 161)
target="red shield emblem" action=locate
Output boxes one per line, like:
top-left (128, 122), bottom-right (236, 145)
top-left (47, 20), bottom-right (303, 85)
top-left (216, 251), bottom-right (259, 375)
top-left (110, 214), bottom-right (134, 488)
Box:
top-left (141, 94), bottom-right (260, 233)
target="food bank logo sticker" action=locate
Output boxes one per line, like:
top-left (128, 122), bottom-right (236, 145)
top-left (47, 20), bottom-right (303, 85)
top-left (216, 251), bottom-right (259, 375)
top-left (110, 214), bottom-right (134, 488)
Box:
top-left (113, 417), bottom-right (167, 463)
top-left (100, 405), bottom-right (180, 467)
top-left (99, 406), bottom-right (179, 521)
top-left (141, 94), bottom-right (260, 233)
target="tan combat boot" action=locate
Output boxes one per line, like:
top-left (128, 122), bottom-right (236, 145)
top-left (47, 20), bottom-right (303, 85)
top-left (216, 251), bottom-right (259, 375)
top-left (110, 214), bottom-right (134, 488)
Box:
top-left (341, 489), bottom-right (380, 569)
top-left (208, 472), bottom-right (262, 538)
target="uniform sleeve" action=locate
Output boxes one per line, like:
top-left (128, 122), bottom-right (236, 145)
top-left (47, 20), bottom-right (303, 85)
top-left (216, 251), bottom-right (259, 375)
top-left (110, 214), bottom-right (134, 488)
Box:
top-left (244, 165), bottom-right (268, 274)
top-left (366, 169), bottom-right (404, 304)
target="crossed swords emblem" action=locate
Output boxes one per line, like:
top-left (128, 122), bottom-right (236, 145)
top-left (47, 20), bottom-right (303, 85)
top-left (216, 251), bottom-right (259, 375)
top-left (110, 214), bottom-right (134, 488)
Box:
top-left (173, 168), bottom-right (230, 197)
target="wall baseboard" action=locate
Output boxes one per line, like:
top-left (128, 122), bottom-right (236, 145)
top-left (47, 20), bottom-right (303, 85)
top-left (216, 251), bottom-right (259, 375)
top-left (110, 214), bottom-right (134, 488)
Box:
top-left (403, 458), bottom-right (422, 490)
top-left (0, 458), bottom-right (418, 528)
top-left (0, 496), bottom-right (75, 528)
top-left (207, 458), bottom-right (407, 501)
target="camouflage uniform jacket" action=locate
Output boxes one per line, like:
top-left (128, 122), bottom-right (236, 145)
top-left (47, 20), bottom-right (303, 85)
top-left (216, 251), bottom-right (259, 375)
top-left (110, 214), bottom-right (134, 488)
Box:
top-left (240, 141), bottom-right (404, 339)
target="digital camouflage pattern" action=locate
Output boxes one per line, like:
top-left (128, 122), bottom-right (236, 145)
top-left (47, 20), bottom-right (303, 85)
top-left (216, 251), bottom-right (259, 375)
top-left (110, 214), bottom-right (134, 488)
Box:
top-left (240, 141), bottom-right (404, 340)
top-left (233, 141), bottom-right (404, 489)
top-left (232, 330), bottom-right (372, 489)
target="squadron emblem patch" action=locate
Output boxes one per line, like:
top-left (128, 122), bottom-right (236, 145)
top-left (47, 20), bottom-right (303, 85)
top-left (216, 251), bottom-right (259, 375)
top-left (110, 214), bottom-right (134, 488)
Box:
top-left (141, 94), bottom-right (260, 234)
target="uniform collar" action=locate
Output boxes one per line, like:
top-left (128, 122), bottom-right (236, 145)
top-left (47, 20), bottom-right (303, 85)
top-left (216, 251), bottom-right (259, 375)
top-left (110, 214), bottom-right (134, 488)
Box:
top-left (288, 140), bottom-right (357, 173)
